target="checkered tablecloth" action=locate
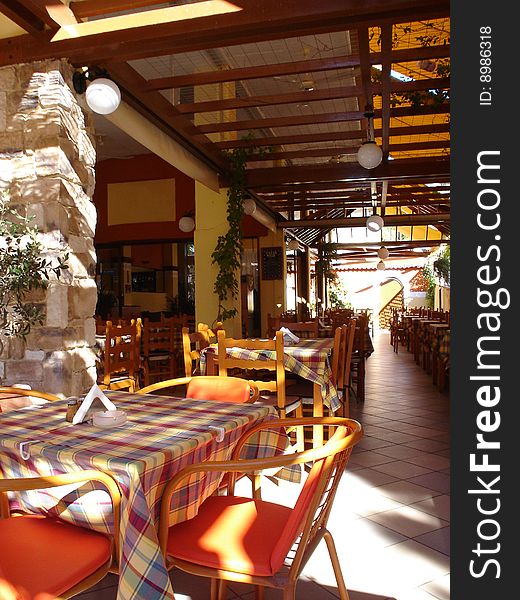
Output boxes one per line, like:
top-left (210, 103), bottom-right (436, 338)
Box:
top-left (201, 338), bottom-right (341, 412)
top-left (0, 392), bottom-right (288, 600)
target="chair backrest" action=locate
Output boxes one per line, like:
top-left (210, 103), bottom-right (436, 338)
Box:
top-left (0, 386), bottom-right (60, 412)
top-left (279, 319), bottom-right (319, 339)
top-left (137, 375), bottom-right (258, 403)
top-left (0, 386), bottom-right (60, 402)
top-left (340, 319), bottom-right (356, 390)
top-left (217, 329), bottom-right (287, 412)
top-left (329, 326), bottom-right (345, 387)
top-left (182, 327), bottom-right (211, 377)
top-left (187, 376), bottom-right (258, 403)
top-left (103, 319), bottom-right (140, 390)
top-left (143, 317), bottom-right (175, 358)
top-left (353, 313), bottom-right (368, 356)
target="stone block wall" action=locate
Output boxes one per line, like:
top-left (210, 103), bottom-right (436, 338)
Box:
top-left (0, 60), bottom-right (98, 396)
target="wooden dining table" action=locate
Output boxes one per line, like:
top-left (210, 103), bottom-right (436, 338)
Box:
top-left (0, 391), bottom-right (291, 600)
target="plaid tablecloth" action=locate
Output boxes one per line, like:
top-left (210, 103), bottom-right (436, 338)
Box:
top-left (201, 338), bottom-right (340, 413)
top-left (0, 392), bottom-right (288, 600)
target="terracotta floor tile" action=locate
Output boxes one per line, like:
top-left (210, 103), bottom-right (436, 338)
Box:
top-left (367, 505), bottom-right (448, 538)
top-left (413, 526), bottom-right (450, 556)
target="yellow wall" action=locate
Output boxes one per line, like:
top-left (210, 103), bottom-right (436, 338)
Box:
top-left (107, 179), bottom-right (175, 225)
top-left (194, 182), bottom-right (242, 336)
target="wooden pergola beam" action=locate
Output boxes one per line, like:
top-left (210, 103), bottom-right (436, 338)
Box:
top-left (176, 77), bottom-right (449, 115)
top-left (0, 0), bottom-right (450, 67)
top-left (198, 104), bottom-right (449, 134)
top-left (246, 158), bottom-right (450, 187)
top-left (247, 140), bottom-right (449, 162)
top-left (145, 43), bottom-right (451, 90)
top-left (282, 212), bottom-right (450, 229)
top-left (214, 123), bottom-right (450, 149)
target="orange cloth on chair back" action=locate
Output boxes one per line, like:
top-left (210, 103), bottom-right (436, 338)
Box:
top-left (186, 376), bottom-right (252, 404)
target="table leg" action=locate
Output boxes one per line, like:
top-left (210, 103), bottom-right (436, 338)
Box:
top-left (206, 352), bottom-right (218, 376)
top-left (313, 383), bottom-right (323, 448)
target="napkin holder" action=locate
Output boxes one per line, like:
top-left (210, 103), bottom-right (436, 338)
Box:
top-left (72, 384), bottom-right (119, 425)
top-left (279, 326), bottom-right (300, 345)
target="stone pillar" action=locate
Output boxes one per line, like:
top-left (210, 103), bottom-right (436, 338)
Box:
top-left (0, 60), bottom-right (98, 396)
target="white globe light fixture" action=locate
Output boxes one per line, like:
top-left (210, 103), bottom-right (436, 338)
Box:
top-left (357, 105), bottom-right (382, 169)
top-left (366, 214), bottom-right (384, 232)
top-left (287, 239), bottom-right (299, 251)
top-left (243, 198), bottom-right (257, 215)
top-left (178, 216), bottom-right (195, 232)
top-left (377, 245), bottom-right (390, 260)
top-left (376, 260), bottom-right (386, 270)
top-left (357, 141), bottom-right (383, 169)
top-left (85, 78), bottom-right (121, 115)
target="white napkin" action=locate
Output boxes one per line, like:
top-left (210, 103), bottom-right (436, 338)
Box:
top-left (72, 384), bottom-right (117, 425)
top-left (279, 326), bottom-right (300, 344)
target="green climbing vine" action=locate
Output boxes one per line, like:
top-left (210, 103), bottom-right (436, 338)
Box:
top-left (211, 139), bottom-right (265, 323)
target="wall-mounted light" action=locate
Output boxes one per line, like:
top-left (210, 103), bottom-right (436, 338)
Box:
top-left (377, 245), bottom-right (390, 259)
top-left (287, 239), bottom-right (299, 251)
top-left (357, 105), bottom-right (383, 169)
top-left (366, 214), bottom-right (384, 232)
top-left (178, 213), bottom-right (195, 232)
top-left (73, 67), bottom-right (121, 115)
top-left (243, 198), bottom-right (257, 215)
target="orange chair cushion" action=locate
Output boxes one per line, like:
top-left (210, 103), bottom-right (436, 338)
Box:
top-left (0, 515), bottom-right (112, 598)
top-left (167, 496), bottom-right (293, 576)
top-left (187, 377), bottom-right (251, 404)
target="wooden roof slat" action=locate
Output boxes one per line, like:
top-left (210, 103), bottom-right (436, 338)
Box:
top-left (145, 43), bottom-right (450, 91)
top-left (176, 77), bottom-right (449, 115)
top-left (197, 103), bottom-right (449, 134)
top-left (245, 140), bottom-right (449, 162)
top-left (105, 61), bottom-right (229, 173)
top-left (0, 0), bottom-right (52, 34)
top-left (214, 123), bottom-right (450, 149)
top-left (246, 158), bottom-right (450, 187)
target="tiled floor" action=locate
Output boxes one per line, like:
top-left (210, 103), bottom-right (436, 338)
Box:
top-left (78, 329), bottom-right (450, 600)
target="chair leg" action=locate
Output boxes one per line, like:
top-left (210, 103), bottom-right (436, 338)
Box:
top-left (217, 579), bottom-right (228, 600)
top-left (255, 585), bottom-right (265, 600)
top-left (323, 529), bottom-right (350, 600)
top-left (210, 578), bottom-right (219, 600)
top-left (282, 583), bottom-right (296, 600)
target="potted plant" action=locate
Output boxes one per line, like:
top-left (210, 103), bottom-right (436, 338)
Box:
top-left (0, 190), bottom-right (68, 349)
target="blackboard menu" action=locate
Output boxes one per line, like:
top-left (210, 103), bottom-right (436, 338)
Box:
top-left (261, 246), bottom-right (283, 280)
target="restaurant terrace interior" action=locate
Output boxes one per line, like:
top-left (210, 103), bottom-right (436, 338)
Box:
top-left (0, 2), bottom-right (450, 600)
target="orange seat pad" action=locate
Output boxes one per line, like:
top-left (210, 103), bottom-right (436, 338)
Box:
top-left (0, 515), bottom-right (112, 598)
top-left (167, 496), bottom-right (293, 577)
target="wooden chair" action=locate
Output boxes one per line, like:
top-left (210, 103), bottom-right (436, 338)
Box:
top-left (217, 330), bottom-right (304, 450)
top-left (279, 319), bottom-right (319, 339)
top-left (182, 327), bottom-right (211, 377)
top-left (0, 386), bottom-right (60, 413)
top-left (142, 316), bottom-right (177, 387)
top-left (284, 320), bottom-right (356, 420)
top-left (349, 314), bottom-right (368, 403)
top-left (158, 416), bottom-right (363, 600)
top-left (138, 375), bottom-right (259, 403)
top-left (99, 318), bottom-right (141, 392)
top-left (0, 469), bottom-right (121, 600)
